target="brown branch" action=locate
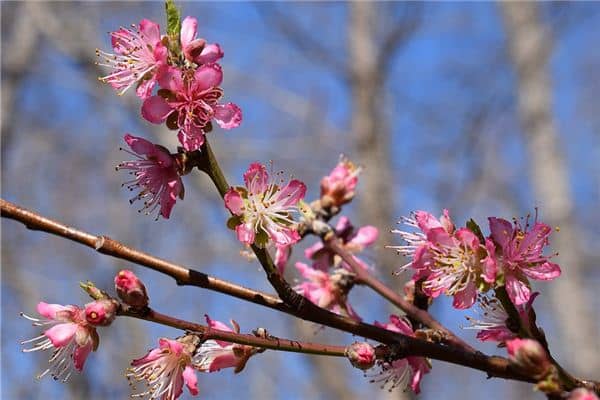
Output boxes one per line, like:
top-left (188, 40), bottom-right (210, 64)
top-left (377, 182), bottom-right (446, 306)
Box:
top-left (119, 307), bottom-right (349, 358)
top-left (7, 197), bottom-right (597, 389)
top-left (323, 236), bottom-right (476, 353)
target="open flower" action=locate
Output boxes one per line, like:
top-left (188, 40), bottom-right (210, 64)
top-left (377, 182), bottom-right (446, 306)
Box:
top-left (305, 216), bottom-right (378, 271)
top-left (180, 16), bottom-right (223, 65)
top-left (294, 262), bottom-right (360, 320)
top-left (127, 336), bottom-right (199, 400)
top-left (193, 315), bottom-right (260, 374)
top-left (225, 163), bottom-right (306, 247)
top-left (142, 65), bottom-right (242, 151)
top-left (117, 134), bottom-right (184, 219)
top-left (97, 19), bottom-right (167, 99)
top-left (21, 302), bottom-right (99, 381)
top-left (488, 216), bottom-right (561, 305)
top-left (372, 315), bottom-right (430, 393)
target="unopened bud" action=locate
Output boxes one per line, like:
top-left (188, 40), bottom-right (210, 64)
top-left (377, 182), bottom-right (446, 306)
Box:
top-left (506, 338), bottom-right (551, 378)
top-left (80, 281), bottom-right (109, 300)
top-left (568, 389), bottom-right (600, 400)
top-left (115, 270), bottom-right (149, 308)
top-left (320, 157), bottom-right (360, 208)
top-left (346, 342), bottom-right (376, 370)
top-left (85, 299), bottom-right (118, 326)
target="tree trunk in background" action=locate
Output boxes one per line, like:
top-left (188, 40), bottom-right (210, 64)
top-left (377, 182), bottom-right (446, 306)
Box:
top-left (349, 3), bottom-right (412, 400)
top-left (500, 1), bottom-right (598, 377)
top-left (349, 1), bottom-right (397, 279)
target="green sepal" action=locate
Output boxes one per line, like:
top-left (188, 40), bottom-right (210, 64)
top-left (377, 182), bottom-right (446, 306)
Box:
top-left (466, 218), bottom-right (485, 243)
top-left (227, 215), bottom-right (242, 230)
top-left (165, 0), bottom-right (181, 39)
top-left (254, 230), bottom-right (269, 248)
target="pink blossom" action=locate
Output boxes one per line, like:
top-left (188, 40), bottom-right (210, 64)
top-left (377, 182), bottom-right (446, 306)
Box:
top-left (180, 16), bottom-right (224, 65)
top-left (488, 215), bottom-right (561, 305)
top-left (390, 210), bottom-right (495, 309)
top-left (346, 342), bottom-right (376, 370)
top-left (294, 262), bottom-right (360, 320)
top-left (97, 19), bottom-right (167, 99)
top-left (506, 338), bottom-right (551, 378)
top-left (225, 163), bottom-right (306, 247)
top-left (84, 299), bottom-right (118, 327)
top-left (21, 302), bottom-right (99, 381)
top-left (117, 134), bottom-right (184, 219)
top-left (274, 243), bottom-right (292, 274)
top-left (192, 315), bottom-right (259, 374)
top-left (305, 216), bottom-right (378, 271)
top-left (128, 336), bottom-right (199, 400)
top-left (320, 156), bottom-right (361, 207)
top-left (568, 389), bottom-right (600, 400)
top-left (115, 269), bottom-right (149, 308)
top-left (372, 315), bottom-right (431, 393)
top-left (141, 65), bottom-right (242, 151)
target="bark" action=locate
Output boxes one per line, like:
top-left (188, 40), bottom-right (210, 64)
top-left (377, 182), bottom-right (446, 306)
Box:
top-left (500, 1), bottom-right (598, 377)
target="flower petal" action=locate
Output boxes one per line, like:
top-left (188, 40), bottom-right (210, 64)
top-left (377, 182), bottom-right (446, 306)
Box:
top-left (183, 365), bottom-right (199, 395)
top-left (141, 96), bottom-right (173, 124)
top-left (73, 342), bottom-right (93, 372)
top-left (44, 323), bottom-right (78, 347)
top-left (522, 262), bottom-right (561, 280)
top-left (139, 19), bottom-right (161, 45)
top-left (224, 188), bottom-right (243, 215)
top-left (193, 64), bottom-right (223, 92)
top-left (213, 103), bottom-right (242, 129)
top-left (180, 17), bottom-right (198, 49)
top-left (505, 274), bottom-right (531, 306)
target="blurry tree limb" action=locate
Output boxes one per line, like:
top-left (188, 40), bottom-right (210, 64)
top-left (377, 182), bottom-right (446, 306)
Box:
top-left (500, 1), bottom-right (599, 376)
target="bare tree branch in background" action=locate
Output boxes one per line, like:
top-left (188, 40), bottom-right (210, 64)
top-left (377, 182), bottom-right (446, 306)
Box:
top-left (500, 0), bottom-right (599, 377)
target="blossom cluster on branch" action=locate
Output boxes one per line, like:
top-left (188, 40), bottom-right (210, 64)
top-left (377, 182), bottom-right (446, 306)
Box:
top-left (9, 1), bottom-right (599, 400)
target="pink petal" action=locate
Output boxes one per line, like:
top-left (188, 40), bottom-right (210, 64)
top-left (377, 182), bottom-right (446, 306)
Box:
top-left (183, 365), bottom-right (199, 395)
top-left (131, 348), bottom-right (163, 366)
top-left (141, 96), bottom-right (173, 124)
top-left (275, 180), bottom-right (306, 207)
top-left (452, 281), bottom-right (477, 309)
top-left (350, 225), bottom-right (378, 247)
top-left (440, 209), bottom-right (455, 233)
top-left (180, 16), bottom-right (198, 49)
top-left (335, 216), bottom-right (352, 233)
top-left (295, 262), bottom-right (327, 283)
top-left (73, 342), bottom-right (93, 372)
top-left (224, 188), bottom-right (243, 215)
top-left (214, 103), bottom-right (242, 130)
top-left (157, 66), bottom-right (184, 92)
top-left (481, 238), bottom-right (497, 284)
top-left (505, 274), bottom-right (531, 306)
top-left (304, 241), bottom-right (324, 260)
top-left (139, 19), bottom-right (161, 45)
top-left (425, 227), bottom-right (454, 247)
top-left (489, 217), bottom-right (513, 250)
top-left (193, 64), bottom-right (223, 92)
top-left (274, 243), bottom-right (290, 275)
top-left (44, 323), bottom-right (78, 347)
top-left (135, 78), bottom-right (157, 100)
top-left (159, 338), bottom-right (184, 356)
top-left (455, 227), bottom-right (480, 249)
top-left (159, 179), bottom-right (181, 219)
top-left (236, 223), bottom-right (255, 245)
top-left (124, 134), bottom-right (155, 156)
top-left (207, 351), bottom-right (239, 372)
top-left (389, 315), bottom-right (414, 335)
top-left (522, 262), bottom-right (561, 280)
top-left (195, 43), bottom-right (224, 64)
top-left (415, 211), bottom-right (443, 233)
top-left (36, 302), bottom-right (69, 320)
top-left (267, 226), bottom-right (300, 246)
top-left (243, 163), bottom-right (268, 194)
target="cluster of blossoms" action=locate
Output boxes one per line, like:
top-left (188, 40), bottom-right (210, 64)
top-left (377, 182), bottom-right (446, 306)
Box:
top-left (98, 15), bottom-right (241, 219)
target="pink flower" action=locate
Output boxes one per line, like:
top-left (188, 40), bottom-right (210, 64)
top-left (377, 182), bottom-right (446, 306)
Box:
top-left (568, 389), bottom-right (600, 400)
top-left (115, 269), bottom-right (149, 308)
top-left (84, 299), bottom-right (118, 327)
top-left (320, 156), bottom-right (361, 207)
top-left (346, 342), bottom-right (376, 370)
top-left (294, 262), bottom-right (360, 320)
top-left (97, 19), bottom-right (167, 99)
top-left (117, 134), bottom-right (184, 219)
top-left (372, 315), bottom-right (431, 393)
top-left (305, 216), bottom-right (378, 271)
top-left (391, 210), bottom-right (493, 309)
top-left (141, 65), bottom-right (242, 151)
top-left (488, 215), bottom-right (561, 305)
top-left (21, 302), bottom-right (99, 381)
top-left (506, 338), bottom-right (551, 378)
top-left (127, 336), bottom-right (199, 400)
top-left (225, 163), bottom-right (306, 247)
top-left (193, 315), bottom-right (259, 374)
top-left (180, 16), bottom-right (224, 65)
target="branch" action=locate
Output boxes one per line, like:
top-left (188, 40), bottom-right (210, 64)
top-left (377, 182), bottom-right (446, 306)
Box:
top-left (323, 236), bottom-right (475, 353)
top-left (119, 307), bottom-right (349, 358)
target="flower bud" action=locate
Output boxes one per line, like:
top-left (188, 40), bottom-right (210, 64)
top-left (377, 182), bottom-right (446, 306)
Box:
top-left (85, 299), bottom-right (118, 326)
top-left (345, 342), bottom-right (376, 370)
top-left (115, 269), bottom-right (149, 308)
top-left (320, 158), bottom-right (360, 208)
top-left (80, 281), bottom-right (110, 300)
top-left (568, 389), bottom-right (600, 400)
top-left (506, 338), bottom-right (551, 378)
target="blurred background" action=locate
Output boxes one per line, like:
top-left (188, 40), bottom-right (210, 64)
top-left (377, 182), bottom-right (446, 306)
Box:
top-left (2, 1), bottom-right (599, 399)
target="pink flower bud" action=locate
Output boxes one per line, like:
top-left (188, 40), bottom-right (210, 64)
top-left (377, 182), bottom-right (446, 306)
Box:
top-left (346, 342), bottom-right (376, 370)
top-left (115, 270), bottom-right (149, 308)
top-left (85, 299), bottom-right (118, 326)
top-left (568, 389), bottom-right (600, 400)
top-left (320, 158), bottom-right (360, 207)
top-left (506, 338), bottom-right (551, 378)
